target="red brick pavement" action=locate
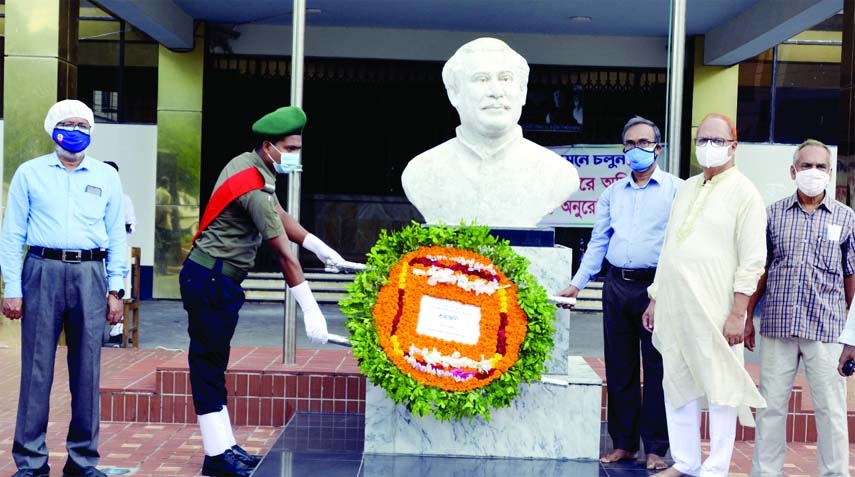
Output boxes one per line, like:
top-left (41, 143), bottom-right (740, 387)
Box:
top-left (0, 348), bottom-right (283, 477)
top-left (0, 348), bottom-right (853, 476)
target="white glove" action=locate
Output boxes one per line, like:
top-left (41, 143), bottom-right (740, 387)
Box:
top-left (290, 281), bottom-right (328, 344)
top-left (303, 233), bottom-right (344, 269)
top-left (109, 323), bottom-right (124, 337)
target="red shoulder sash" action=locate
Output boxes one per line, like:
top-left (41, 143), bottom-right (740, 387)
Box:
top-left (192, 166), bottom-right (266, 243)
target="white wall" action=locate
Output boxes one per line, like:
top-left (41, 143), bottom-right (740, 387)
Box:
top-left (231, 26), bottom-right (670, 68)
top-left (0, 122), bottom-right (157, 266)
top-left (85, 123), bottom-right (158, 266)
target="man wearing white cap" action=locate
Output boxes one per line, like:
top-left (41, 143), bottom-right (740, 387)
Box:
top-left (0, 99), bottom-right (127, 477)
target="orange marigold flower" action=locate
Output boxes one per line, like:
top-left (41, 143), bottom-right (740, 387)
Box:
top-left (373, 246), bottom-right (528, 392)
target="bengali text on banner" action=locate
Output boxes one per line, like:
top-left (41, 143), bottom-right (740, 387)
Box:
top-left (538, 145), bottom-right (628, 228)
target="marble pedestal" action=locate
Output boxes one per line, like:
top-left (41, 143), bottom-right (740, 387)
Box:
top-left (514, 245), bottom-right (573, 374)
top-left (364, 245), bottom-right (603, 460)
top-left (364, 356), bottom-right (601, 459)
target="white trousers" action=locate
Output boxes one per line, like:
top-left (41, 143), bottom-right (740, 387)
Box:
top-left (666, 398), bottom-right (737, 477)
top-left (752, 337), bottom-right (849, 477)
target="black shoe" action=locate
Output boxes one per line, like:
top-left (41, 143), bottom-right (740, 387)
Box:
top-left (61, 465), bottom-right (106, 477)
top-left (230, 445), bottom-right (262, 468)
top-left (201, 449), bottom-right (253, 477)
top-left (11, 465), bottom-right (50, 477)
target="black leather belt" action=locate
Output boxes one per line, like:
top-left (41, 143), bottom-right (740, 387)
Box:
top-left (29, 246), bottom-right (107, 263)
top-left (610, 265), bottom-right (656, 282)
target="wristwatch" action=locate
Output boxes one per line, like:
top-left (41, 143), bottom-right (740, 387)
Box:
top-left (108, 289), bottom-right (125, 299)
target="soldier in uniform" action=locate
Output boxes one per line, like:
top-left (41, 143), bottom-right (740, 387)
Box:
top-left (180, 106), bottom-right (343, 477)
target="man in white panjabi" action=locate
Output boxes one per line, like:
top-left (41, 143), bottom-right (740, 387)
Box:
top-left (642, 113), bottom-right (767, 477)
top-left (401, 37), bottom-right (579, 228)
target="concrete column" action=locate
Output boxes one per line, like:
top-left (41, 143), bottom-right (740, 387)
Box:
top-left (689, 37), bottom-right (740, 177)
top-left (153, 25), bottom-right (203, 299)
top-left (3, 0), bottom-right (79, 182)
top-left (1, 0), bottom-right (79, 346)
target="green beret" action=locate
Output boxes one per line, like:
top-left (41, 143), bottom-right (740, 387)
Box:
top-left (251, 106), bottom-right (306, 137)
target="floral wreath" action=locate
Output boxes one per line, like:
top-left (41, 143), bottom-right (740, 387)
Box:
top-left (341, 222), bottom-right (555, 421)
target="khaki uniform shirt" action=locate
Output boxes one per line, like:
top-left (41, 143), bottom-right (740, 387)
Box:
top-left (195, 151), bottom-right (283, 270)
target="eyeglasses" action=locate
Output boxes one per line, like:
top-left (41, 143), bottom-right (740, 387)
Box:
top-left (623, 139), bottom-right (657, 150)
top-left (695, 137), bottom-right (733, 147)
top-left (56, 121), bottom-right (91, 134)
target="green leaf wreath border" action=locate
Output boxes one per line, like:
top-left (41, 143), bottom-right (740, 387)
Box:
top-left (340, 222), bottom-right (555, 422)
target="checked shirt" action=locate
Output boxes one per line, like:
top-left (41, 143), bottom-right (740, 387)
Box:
top-left (761, 192), bottom-right (855, 342)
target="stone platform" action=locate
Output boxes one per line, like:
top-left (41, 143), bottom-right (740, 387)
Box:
top-left (364, 356), bottom-right (602, 459)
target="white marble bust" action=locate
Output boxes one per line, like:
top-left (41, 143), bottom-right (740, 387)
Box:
top-left (401, 37), bottom-right (580, 228)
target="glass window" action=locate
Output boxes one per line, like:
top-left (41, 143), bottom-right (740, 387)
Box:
top-left (79, 1), bottom-right (158, 124)
top-left (737, 13), bottom-right (841, 144)
top-left (736, 49), bottom-right (773, 142)
top-left (774, 33), bottom-right (840, 144)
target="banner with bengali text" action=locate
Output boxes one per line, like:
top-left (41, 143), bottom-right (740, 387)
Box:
top-left (538, 145), bottom-right (628, 228)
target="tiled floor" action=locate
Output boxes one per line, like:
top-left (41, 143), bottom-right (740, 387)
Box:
top-left (0, 346), bottom-right (853, 476)
top-left (252, 413), bottom-right (852, 477)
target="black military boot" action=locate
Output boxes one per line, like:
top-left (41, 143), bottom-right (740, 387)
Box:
top-left (201, 448), bottom-right (253, 477)
top-left (230, 445), bottom-right (262, 467)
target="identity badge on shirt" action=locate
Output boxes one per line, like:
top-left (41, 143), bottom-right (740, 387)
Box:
top-left (85, 185), bottom-right (102, 197)
top-left (828, 223), bottom-right (842, 241)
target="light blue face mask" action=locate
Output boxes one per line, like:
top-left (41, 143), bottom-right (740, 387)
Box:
top-left (271, 146), bottom-right (301, 174)
top-left (624, 146), bottom-right (656, 171)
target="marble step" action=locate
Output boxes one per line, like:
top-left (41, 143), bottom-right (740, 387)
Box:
top-left (574, 280), bottom-right (603, 312)
top-left (242, 271), bottom-right (604, 310)
top-left (243, 271), bottom-right (355, 303)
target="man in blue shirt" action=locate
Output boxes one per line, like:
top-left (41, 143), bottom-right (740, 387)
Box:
top-left (557, 116), bottom-right (681, 471)
top-left (0, 100), bottom-right (127, 477)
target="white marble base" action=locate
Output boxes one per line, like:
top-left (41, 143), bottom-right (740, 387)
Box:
top-left (362, 453), bottom-right (601, 476)
top-left (513, 245), bottom-right (573, 375)
top-left (364, 356), bottom-right (602, 460)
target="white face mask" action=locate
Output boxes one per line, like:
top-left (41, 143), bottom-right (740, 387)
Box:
top-left (696, 143), bottom-right (732, 168)
top-left (270, 146), bottom-right (301, 175)
top-left (795, 168), bottom-right (829, 197)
